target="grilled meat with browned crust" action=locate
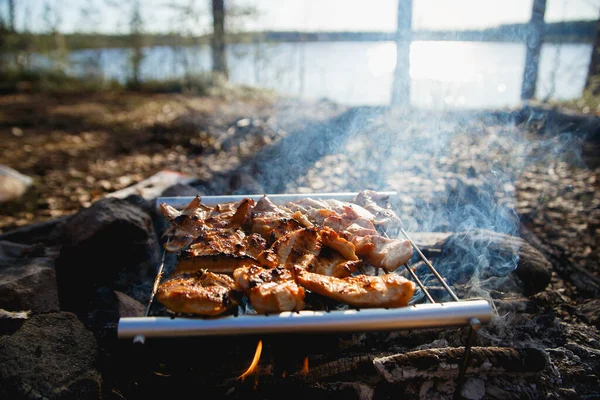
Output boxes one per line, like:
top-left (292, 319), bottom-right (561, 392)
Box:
top-left (233, 265), bottom-right (305, 313)
top-left (319, 227), bottom-right (358, 261)
top-left (306, 247), bottom-right (361, 278)
top-left (295, 268), bottom-right (415, 308)
top-left (258, 227), bottom-right (322, 270)
top-left (160, 196), bottom-right (256, 252)
top-left (251, 196), bottom-right (304, 243)
top-left (156, 271), bottom-right (238, 316)
top-left (352, 235), bottom-right (413, 272)
top-left (175, 230), bottom-right (266, 274)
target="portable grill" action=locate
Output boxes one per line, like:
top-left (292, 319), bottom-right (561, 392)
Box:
top-left (118, 192), bottom-right (491, 385)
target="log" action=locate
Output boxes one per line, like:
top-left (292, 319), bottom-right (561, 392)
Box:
top-left (373, 347), bottom-right (548, 383)
top-left (411, 229), bottom-right (553, 296)
top-left (519, 225), bottom-right (600, 297)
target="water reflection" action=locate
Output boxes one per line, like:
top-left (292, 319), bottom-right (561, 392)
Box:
top-left (57, 41), bottom-right (592, 108)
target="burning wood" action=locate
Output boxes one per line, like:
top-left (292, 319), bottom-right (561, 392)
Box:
top-left (373, 347), bottom-right (548, 383)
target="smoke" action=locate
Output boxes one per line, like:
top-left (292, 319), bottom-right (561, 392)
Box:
top-left (244, 104), bottom-right (585, 305)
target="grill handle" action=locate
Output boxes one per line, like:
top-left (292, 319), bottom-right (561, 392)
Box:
top-left (118, 299), bottom-right (492, 339)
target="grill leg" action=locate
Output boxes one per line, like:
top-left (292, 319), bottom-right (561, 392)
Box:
top-left (455, 317), bottom-right (481, 400)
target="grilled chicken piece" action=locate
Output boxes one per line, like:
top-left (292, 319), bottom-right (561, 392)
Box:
top-left (320, 227), bottom-right (358, 261)
top-left (233, 265), bottom-right (305, 313)
top-left (283, 199), bottom-right (337, 225)
top-left (229, 198), bottom-right (255, 229)
top-left (160, 196), bottom-right (212, 252)
top-left (175, 230), bottom-right (266, 274)
top-left (352, 235), bottom-right (413, 272)
top-left (354, 190), bottom-right (402, 227)
top-left (323, 214), bottom-right (379, 239)
top-left (156, 271), bottom-right (238, 316)
top-left (186, 229), bottom-right (249, 257)
top-left (306, 247), bottom-right (361, 278)
top-left (295, 268), bottom-right (415, 308)
top-left (160, 196), bottom-right (254, 252)
top-left (258, 227), bottom-right (321, 270)
top-left (176, 255), bottom-right (259, 274)
top-left (251, 196), bottom-right (303, 243)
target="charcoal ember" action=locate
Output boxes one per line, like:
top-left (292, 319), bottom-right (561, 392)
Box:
top-left (0, 312), bottom-right (101, 400)
top-left (0, 241), bottom-right (59, 313)
top-left (54, 196), bottom-right (159, 317)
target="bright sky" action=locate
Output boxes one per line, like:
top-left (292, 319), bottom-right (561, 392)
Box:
top-left (4, 0), bottom-right (600, 34)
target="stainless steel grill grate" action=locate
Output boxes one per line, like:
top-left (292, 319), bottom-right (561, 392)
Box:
top-left (118, 192), bottom-right (491, 340)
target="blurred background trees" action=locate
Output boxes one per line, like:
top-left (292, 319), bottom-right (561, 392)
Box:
top-left (0, 0), bottom-right (598, 109)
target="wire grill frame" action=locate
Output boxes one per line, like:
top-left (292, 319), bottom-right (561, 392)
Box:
top-left (118, 192), bottom-right (491, 339)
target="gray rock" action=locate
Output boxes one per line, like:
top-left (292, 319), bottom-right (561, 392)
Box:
top-left (0, 252), bottom-right (59, 313)
top-left (0, 309), bottom-right (30, 334)
top-left (0, 241), bottom-right (59, 315)
top-left (115, 290), bottom-right (146, 318)
top-left (54, 196), bottom-right (159, 316)
top-left (0, 312), bottom-right (101, 399)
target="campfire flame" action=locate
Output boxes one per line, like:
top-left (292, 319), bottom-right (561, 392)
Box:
top-left (238, 340), bottom-right (263, 381)
top-left (300, 356), bottom-right (309, 375)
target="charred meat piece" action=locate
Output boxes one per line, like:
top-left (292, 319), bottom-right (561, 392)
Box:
top-left (251, 196), bottom-right (303, 243)
top-left (352, 235), bottom-right (413, 272)
top-left (175, 230), bottom-right (265, 274)
top-left (160, 196), bottom-right (211, 252)
top-left (306, 247), bottom-right (361, 278)
top-left (175, 255), bottom-right (259, 275)
top-left (156, 271), bottom-right (238, 316)
top-left (241, 233), bottom-right (268, 259)
top-left (186, 229), bottom-right (249, 257)
top-left (229, 198), bottom-right (255, 229)
top-left (233, 265), bottom-right (305, 313)
top-left (295, 268), bottom-right (415, 308)
top-left (160, 196), bottom-right (255, 252)
top-left (258, 227), bottom-right (322, 270)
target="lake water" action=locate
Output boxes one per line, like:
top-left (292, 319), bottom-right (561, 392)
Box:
top-left (68, 41), bottom-right (592, 108)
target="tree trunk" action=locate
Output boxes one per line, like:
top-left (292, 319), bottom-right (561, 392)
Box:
top-left (391, 0), bottom-right (412, 106)
top-left (129, 1), bottom-right (144, 89)
top-left (521, 0), bottom-right (546, 100)
top-left (8, 0), bottom-right (15, 32)
top-left (585, 14), bottom-right (600, 95)
top-left (211, 0), bottom-right (228, 80)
